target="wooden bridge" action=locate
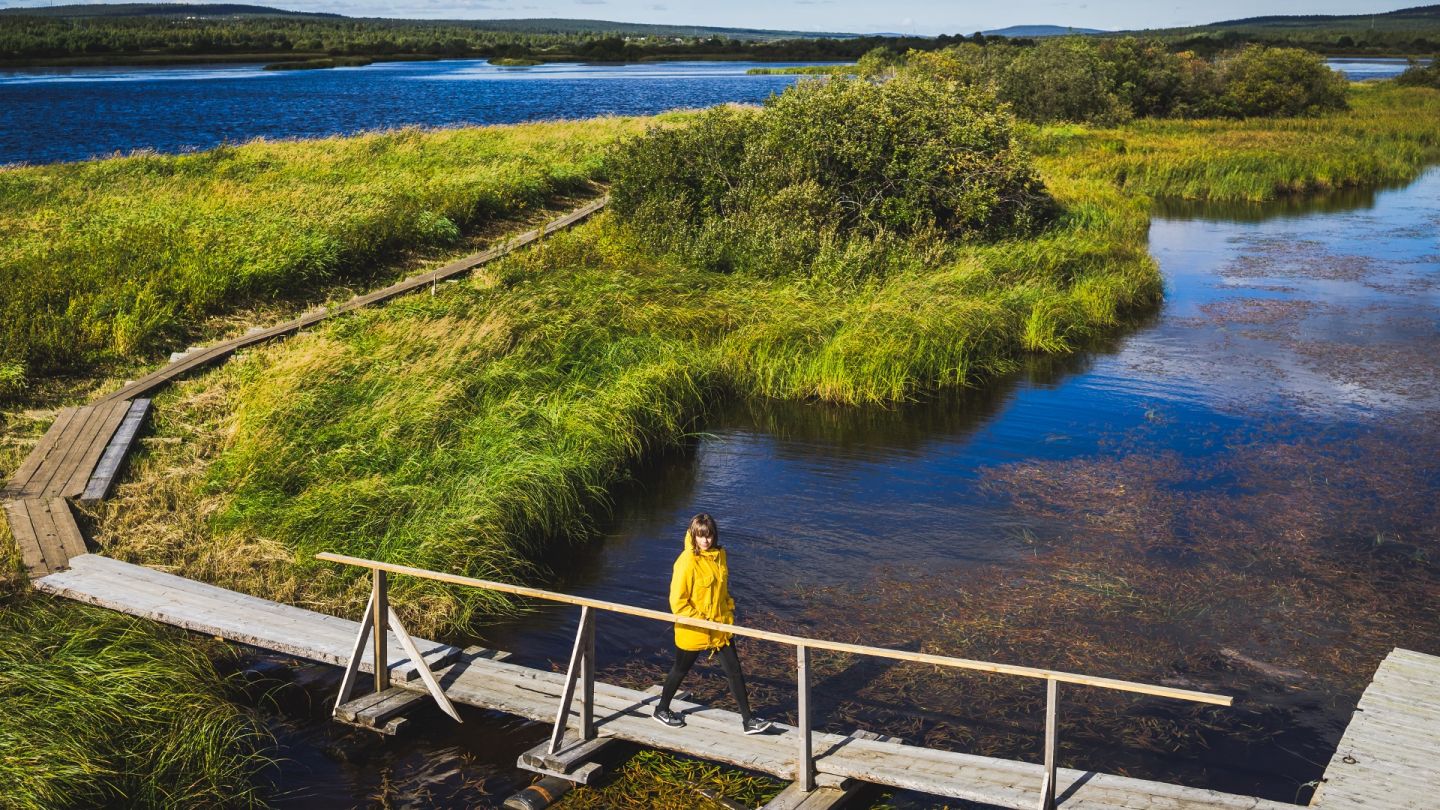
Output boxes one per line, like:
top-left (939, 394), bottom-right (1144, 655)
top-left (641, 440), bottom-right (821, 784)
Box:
top-left (6, 197), bottom-right (1438, 809)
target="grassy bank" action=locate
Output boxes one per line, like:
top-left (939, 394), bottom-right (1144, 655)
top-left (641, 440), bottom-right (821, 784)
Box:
top-left (0, 115), bottom-right (671, 397)
top-left (1033, 83), bottom-right (1440, 200)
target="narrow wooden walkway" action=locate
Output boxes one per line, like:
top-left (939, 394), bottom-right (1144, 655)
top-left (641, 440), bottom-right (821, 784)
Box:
top-left (1311, 648), bottom-right (1440, 808)
top-left (2, 198), bottom-right (607, 578)
top-left (37, 554), bottom-right (1296, 810)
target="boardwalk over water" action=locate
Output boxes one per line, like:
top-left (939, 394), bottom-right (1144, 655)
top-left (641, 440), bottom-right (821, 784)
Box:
top-left (6, 197), bottom-right (1438, 809)
top-left (39, 553), bottom-right (1296, 810)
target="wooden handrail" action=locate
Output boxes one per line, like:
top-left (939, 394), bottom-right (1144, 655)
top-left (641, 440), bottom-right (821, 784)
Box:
top-left (315, 551), bottom-right (1232, 707)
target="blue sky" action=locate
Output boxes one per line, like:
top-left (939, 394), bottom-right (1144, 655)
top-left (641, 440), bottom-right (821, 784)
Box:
top-left (0, 0), bottom-right (1417, 34)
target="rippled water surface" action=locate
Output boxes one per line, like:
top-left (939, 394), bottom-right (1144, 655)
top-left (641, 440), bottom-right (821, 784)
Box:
top-left (1, 59), bottom-right (823, 165)
top-left (251, 171), bottom-right (1440, 807)
top-left (5, 57), bottom-right (1416, 166)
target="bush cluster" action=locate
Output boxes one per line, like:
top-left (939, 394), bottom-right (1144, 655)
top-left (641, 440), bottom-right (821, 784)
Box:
top-left (1396, 57), bottom-right (1440, 89)
top-left (896, 39), bottom-right (1349, 123)
top-left (608, 75), bottom-right (1056, 277)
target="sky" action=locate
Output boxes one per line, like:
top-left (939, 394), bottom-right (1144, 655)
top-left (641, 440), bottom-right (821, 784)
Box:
top-left (0, 0), bottom-right (1419, 34)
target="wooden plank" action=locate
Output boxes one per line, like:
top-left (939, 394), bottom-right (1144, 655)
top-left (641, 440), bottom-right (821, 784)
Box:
top-left (36, 555), bottom-right (459, 676)
top-left (3, 500), bottom-right (48, 577)
top-left (520, 736), bottom-right (617, 776)
top-left (26, 405), bottom-right (108, 499)
top-left (26, 497), bottom-right (69, 574)
top-left (48, 497), bottom-right (87, 559)
top-left (9, 405), bottom-right (97, 499)
top-left (1316, 649), bottom-right (1440, 810)
top-left (2, 406), bottom-right (80, 497)
top-left (763, 782), bottom-right (857, 810)
top-left (90, 198), bottom-right (608, 406)
top-left (81, 399), bottom-right (152, 502)
top-left (60, 400), bottom-right (131, 498)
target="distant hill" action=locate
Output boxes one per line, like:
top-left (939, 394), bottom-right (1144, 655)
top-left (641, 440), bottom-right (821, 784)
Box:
top-left (1135, 4), bottom-right (1440, 37)
top-left (1203, 3), bottom-right (1440, 29)
top-left (982, 25), bottom-right (1108, 37)
top-left (0, 4), bottom-right (861, 39)
top-left (0, 3), bottom-right (340, 17)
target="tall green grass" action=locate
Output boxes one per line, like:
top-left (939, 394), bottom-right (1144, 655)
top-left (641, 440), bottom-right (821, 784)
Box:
top-left (0, 115), bottom-right (673, 392)
top-left (0, 598), bottom-right (266, 809)
top-left (1030, 83), bottom-right (1440, 200)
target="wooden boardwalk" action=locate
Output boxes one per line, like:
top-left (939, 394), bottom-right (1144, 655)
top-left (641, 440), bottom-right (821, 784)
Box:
top-left (2, 198), bottom-right (607, 579)
top-left (37, 553), bottom-right (1297, 810)
top-left (1311, 648), bottom-right (1440, 809)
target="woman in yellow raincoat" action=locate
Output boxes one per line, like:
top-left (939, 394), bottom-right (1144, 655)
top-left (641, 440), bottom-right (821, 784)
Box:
top-left (653, 513), bottom-right (772, 734)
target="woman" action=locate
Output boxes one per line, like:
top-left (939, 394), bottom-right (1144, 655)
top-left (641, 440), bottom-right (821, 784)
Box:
top-left (653, 513), bottom-right (773, 734)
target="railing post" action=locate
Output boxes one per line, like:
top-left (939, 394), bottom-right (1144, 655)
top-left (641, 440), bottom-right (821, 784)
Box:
top-left (797, 644), bottom-right (814, 791)
top-left (1039, 677), bottom-right (1058, 810)
top-left (582, 608), bottom-right (596, 740)
top-left (550, 606), bottom-right (594, 755)
top-left (372, 569), bottom-right (389, 692)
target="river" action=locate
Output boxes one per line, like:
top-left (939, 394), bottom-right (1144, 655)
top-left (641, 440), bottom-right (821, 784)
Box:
top-left (237, 167), bottom-right (1439, 806)
top-left (0, 57), bottom-right (1419, 167)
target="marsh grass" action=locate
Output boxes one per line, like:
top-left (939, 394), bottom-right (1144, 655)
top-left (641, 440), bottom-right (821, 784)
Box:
top-left (558, 749), bottom-right (784, 809)
top-left (1032, 84), bottom-right (1440, 201)
top-left (0, 597), bottom-right (268, 809)
top-left (0, 115), bottom-right (675, 392)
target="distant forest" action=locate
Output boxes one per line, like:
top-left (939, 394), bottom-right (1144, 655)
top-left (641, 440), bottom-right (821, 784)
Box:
top-left (0, 2), bottom-right (1437, 66)
top-left (0, 7), bottom-right (962, 66)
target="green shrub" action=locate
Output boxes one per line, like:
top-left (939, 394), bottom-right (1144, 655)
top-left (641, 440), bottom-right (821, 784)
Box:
top-left (999, 38), bottom-right (1129, 124)
top-left (609, 76), bottom-right (1056, 277)
top-left (1216, 45), bottom-right (1349, 117)
top-left (1395, 57), bottom-right (1440, 89)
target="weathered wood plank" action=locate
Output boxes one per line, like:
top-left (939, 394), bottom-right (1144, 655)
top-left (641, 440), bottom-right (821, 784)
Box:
top-left (81, 399), bottom-right (152, 502)
top-left (60, 400), bottom-right (131, 498)
top-left (25, 497), bottom-right (69, 574)
top-left (1315, 648), bottom-right (1440, 810)
top-left (3, 500), bottom-right (48, 576)
top-left (2, 406), bottom-right (81, 497)
top-left (27, 405), bottom-right (109, 499)
top-left (47, 497), bottom-right (87, 560)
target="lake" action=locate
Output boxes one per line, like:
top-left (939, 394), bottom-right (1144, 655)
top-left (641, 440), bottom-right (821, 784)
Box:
top-left (1, 59), bottom-right (824, 166)
top-left (2, 56), bottom-right (1420, 167)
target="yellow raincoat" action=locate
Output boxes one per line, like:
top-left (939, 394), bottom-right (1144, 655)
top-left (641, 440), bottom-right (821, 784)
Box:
top-left (670, 531), bottom-right (735, 651)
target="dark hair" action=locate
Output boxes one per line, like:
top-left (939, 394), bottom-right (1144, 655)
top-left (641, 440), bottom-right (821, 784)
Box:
top-left (688, 513), bottom-right (720, 555)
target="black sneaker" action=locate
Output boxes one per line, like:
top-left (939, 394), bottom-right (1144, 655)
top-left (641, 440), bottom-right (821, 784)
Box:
top-left (653, 708), bottom-right (685, 728)
top-left (742, 717), bottom-right (773, 735)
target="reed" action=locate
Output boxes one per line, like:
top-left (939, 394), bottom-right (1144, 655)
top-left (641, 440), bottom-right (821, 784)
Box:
top-left (0, 597), bottom-right (267, 809)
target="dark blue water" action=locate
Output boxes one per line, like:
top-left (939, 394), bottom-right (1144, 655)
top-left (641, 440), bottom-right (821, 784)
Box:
top-left (0, 59), bottom-right (821, 166)
top-left (4, 57), bottom-right (1416, 167)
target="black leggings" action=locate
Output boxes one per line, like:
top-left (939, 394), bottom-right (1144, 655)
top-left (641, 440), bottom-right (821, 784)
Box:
top-left (658, 642), bottom-right (752, 722)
